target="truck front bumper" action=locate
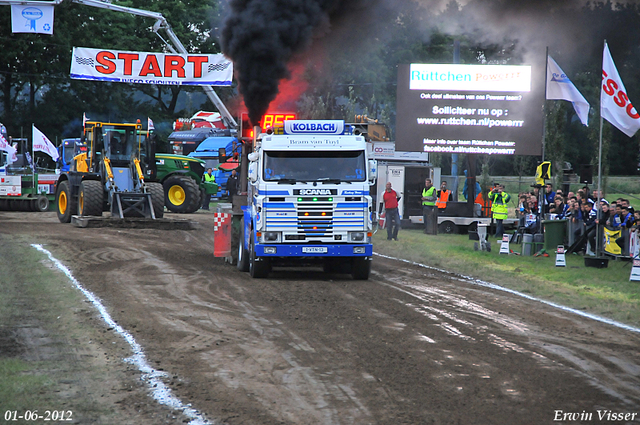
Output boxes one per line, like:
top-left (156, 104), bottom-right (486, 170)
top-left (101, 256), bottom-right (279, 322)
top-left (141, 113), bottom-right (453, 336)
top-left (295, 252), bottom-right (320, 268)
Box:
top-left (256, 244), bottom-right (372, 257)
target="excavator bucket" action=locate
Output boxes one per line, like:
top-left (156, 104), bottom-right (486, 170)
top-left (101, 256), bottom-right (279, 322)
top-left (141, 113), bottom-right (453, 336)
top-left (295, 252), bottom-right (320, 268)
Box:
top-left (111, 192), bottom-right (155, 219)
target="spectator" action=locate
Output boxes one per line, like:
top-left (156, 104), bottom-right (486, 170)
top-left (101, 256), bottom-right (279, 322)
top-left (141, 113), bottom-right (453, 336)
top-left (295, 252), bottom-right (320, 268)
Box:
top-left (421, 178), bottom-right (437, 234)
top-left (522, 200), bottom-right (539, 233)
top-left (226, 169), bottom-right (239, 202)
top-left (201, 168), bottom-right (215, 210)
top-left (595, 200), bottom-right (611, 227)
top-left (576, 200), bottom-right (596, 253)
top-left (544, 183), bottom-right (555, 213)
top-left (489, 184), bottom-right (511, 237)
top-left (383, 182), bottom-right (401, 241)
top-left (436, 180), bottom-right (452, 212)
top-left (550, 196), bottom-right (567, 218)
top-left (611, 203), bottom-right (623, 229)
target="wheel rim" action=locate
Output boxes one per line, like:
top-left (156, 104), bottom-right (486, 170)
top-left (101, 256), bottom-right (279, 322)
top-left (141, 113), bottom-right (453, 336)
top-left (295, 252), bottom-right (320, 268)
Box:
top-left (168, 185), bottom-right (186, 206)
top-left (59, 191), bottom-right (67, 214)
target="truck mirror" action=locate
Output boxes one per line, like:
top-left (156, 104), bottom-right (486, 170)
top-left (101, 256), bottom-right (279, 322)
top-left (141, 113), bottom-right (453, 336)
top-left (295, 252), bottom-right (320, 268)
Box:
top-left (248, 162), bottom-right (258, 182)
top-left (368, 159), bottom-right (377, 183)
top-left (218, 147), bottom-right (226, 160)
top-left (248, 152), bottom-right (259, 162)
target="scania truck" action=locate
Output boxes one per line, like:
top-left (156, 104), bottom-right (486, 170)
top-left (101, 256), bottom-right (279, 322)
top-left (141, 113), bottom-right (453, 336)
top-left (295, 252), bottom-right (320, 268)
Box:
top-left (236, 120), bottom-right (377, 279)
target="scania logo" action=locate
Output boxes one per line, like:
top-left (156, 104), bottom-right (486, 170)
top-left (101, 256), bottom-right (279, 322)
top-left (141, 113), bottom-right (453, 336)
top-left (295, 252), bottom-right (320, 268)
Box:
top-left (299, 189), bottom-right (331, 195)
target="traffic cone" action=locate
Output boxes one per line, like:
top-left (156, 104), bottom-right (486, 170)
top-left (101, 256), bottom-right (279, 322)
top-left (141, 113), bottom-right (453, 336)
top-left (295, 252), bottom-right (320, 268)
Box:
top-left (630, 258), bottom-right (640, 281)
top-left (555, 245), bottom-right (566, 267)
top-left (499, 234), bottom-right (510, 254)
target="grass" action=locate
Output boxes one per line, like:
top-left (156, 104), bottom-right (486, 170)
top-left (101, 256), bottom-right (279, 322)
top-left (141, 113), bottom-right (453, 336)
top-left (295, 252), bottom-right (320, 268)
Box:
top-left (0, 235), bottom-right (125, 421)
top-left (373, 228), bottom-right (640, 327)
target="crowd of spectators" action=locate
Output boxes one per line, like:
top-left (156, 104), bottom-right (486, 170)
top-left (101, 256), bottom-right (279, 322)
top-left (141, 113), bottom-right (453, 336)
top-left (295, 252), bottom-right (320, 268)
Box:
top-left (515, 183), bottom-right (638, 256)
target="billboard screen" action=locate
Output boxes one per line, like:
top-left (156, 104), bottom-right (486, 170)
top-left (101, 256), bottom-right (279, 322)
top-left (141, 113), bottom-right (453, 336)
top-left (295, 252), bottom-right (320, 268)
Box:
top-left (396, 63), bottom-right (544, 156)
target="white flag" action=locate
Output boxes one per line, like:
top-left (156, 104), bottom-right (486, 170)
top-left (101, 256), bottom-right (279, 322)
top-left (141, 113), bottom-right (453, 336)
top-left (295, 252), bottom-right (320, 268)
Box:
top-left (148, 117), bottom-right (155, 131)
top-left (546, 56), bottom-right (590, 126)
top-left (11, 4), bottom-right (54, 35)
top-left (0, 133), bottom-right (18, 164)
top-left (32, 125), bottom-right (59, 161)
top-left (601, 42), bottom-right (640, 137)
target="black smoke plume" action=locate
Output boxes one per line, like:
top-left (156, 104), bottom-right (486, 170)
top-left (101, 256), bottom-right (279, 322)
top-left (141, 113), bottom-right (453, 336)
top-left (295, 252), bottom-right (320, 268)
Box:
top-left (221, 0), bottom-right (347, 125)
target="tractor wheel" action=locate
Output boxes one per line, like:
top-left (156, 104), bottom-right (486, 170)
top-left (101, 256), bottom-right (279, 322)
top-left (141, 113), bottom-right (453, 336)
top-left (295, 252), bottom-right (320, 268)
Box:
top-left (249, 231), bottom-right (270, 278)
top-left (56, 180), bottom-right (77, 223)
top-left (351, 257), bottom-right (371, 280)
top-left (32, 195), bottom-right (49, 212)
top-left (147, 182), bottom-right (164, 219)
top-left (237, 221), bottom-right (250, 272)
top-left (78, 180), bottom-right (103, 216)
top-left (184, 186), bottom-right (205, 213)
top-left (163, 176), bottom-right (200, 213)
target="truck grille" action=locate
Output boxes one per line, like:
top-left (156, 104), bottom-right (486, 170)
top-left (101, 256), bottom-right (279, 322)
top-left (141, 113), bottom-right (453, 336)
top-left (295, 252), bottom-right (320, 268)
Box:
top-left (265, 198), bottom-right (366, 239)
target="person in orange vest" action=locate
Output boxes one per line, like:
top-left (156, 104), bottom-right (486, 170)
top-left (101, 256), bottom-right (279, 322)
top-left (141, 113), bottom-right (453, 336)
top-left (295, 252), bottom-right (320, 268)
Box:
top-left (436, 180), bottom-right (452, 212)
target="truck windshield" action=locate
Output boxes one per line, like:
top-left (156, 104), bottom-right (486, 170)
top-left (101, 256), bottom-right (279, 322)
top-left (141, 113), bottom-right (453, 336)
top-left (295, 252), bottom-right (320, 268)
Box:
top-left (264, 150), bottom-right (366, 182)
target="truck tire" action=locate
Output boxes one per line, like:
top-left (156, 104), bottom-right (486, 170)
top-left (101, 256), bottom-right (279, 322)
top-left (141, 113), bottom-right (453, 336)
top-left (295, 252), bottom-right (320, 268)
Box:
top-left (56, 180), bottom-right (77, 223)
top-left (351, 257), bottom-right (371, 280)
top-left (249, 231), bottom-right (270, 278)
top-left (237, 222), bottom-right (250, 272)
top-left (163, 176), bottom-right (199, 213)
top-left (438, 220), bottom-right (458, 234)
top-left (32, 195), bottom-right (49, 212)
top-left (78, 180), bottom-right (103, 216)
top-left (147, 182), bottom-right (164, 219)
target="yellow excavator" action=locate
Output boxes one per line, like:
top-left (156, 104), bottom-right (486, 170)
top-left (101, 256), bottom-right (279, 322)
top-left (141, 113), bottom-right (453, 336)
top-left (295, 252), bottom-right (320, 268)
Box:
top-left (55, 120), bottom-right (164, 223)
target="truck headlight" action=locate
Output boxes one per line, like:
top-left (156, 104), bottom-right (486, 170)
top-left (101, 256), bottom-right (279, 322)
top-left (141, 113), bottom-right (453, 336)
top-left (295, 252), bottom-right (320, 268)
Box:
top-left (349, 232), bottom-right (365, 242)
top-left (264, 232), bottom-right (280, 242)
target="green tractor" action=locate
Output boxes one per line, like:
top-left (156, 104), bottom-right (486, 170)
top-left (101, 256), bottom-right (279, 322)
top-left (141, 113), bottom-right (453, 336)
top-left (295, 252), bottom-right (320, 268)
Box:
top-left (155, 153), bottom-right (218, 213)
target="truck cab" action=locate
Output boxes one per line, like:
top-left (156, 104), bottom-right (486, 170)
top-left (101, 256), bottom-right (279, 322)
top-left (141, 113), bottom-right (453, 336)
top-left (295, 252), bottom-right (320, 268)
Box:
top-left (237, 120), bottom-right (377, 279)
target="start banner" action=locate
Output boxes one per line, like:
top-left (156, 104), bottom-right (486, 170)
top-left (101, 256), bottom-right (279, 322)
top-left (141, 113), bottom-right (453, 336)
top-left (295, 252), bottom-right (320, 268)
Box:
top-left (70, 47), bottom-right (233, 86)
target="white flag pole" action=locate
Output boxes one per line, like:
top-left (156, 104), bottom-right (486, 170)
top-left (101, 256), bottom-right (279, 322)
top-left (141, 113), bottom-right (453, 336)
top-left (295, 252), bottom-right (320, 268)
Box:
top-left (596, 41), bottom-right (606, 258)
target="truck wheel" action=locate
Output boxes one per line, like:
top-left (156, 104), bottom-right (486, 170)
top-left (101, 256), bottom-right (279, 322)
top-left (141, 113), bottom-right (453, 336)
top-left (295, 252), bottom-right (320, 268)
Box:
top-left (164, 176), bottom-right (199, 213)
top-left (147, 182), bottom-right (164, 219)
top-left (237, 222), bottom-right (250, 272)
top-left (32, 195), bottom-right (49, 212)
top-left (56, 180), bottom-right (77, 223)
top-left (78, 180), bottom-right (103, 216)
top-left (351, 257), bottom-right (371, 280)
top-left (438, 220), bottom-right (458, 234)
top-left (249, 231), bottom-right (269, 278)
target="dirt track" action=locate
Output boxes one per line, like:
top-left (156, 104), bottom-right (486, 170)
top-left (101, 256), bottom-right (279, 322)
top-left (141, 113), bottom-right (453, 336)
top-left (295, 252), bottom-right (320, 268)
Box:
top-left (3, 210), bottom-right (640, 424)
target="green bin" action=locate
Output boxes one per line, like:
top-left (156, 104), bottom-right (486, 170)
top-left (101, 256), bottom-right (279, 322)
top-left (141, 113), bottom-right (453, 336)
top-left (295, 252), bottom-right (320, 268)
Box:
top-left (543, 219), bottom-right (567, 252)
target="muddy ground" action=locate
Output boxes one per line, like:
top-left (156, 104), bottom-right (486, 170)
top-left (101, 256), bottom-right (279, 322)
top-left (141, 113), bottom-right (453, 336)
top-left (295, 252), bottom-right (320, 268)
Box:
top-left (2, 210), bottom-right (640, 424)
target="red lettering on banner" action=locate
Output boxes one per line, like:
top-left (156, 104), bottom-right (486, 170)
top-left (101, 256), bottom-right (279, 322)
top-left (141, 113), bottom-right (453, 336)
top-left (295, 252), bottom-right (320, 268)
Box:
top-left (602, 70), bottom-right (639, 120)
top-left (139, 55), bottom-right (162, 77)
top-left (187, 56), bottom-right (208, 78)
top-left (164, 55), bottom-right (186, 78)
top-left (96, 51), bottom-right (116, 74)
top-left (117, 53), bottom-right (139, 76)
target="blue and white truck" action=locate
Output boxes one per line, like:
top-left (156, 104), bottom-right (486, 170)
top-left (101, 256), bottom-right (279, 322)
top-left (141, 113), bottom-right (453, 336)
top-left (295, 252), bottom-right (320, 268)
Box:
top-left (235, 120), bottom-right (377, 279)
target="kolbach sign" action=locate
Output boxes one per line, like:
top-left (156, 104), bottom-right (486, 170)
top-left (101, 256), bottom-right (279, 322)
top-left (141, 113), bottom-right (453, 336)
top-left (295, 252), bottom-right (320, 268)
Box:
top-left (396, 63), bottom-right (545, 156)
top-left (70, 47), bottom-right (233, 86)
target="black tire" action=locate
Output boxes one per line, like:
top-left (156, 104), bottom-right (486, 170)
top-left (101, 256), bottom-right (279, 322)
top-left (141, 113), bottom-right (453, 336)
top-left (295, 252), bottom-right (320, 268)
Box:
top-left (78, 180), bottom-right (103, 216)
top-left (438, 220), bottom-right (458, 234)
top-left (56, 180), bottom-right (77, 223)
top-left (163, 176), bottom-right (200, 213)
top-left (32, 195), bottom-right (49, 212)
top-left (237, 221), bottom-right (250, 272)
top-left (147, 182), bottom-right (164, 219)
top-left (351, 257), bottom-right (371, 280)
top-left (0, 199), bottom-right (7, 210)
top-left (249, 230), bottom-right (269, 278)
